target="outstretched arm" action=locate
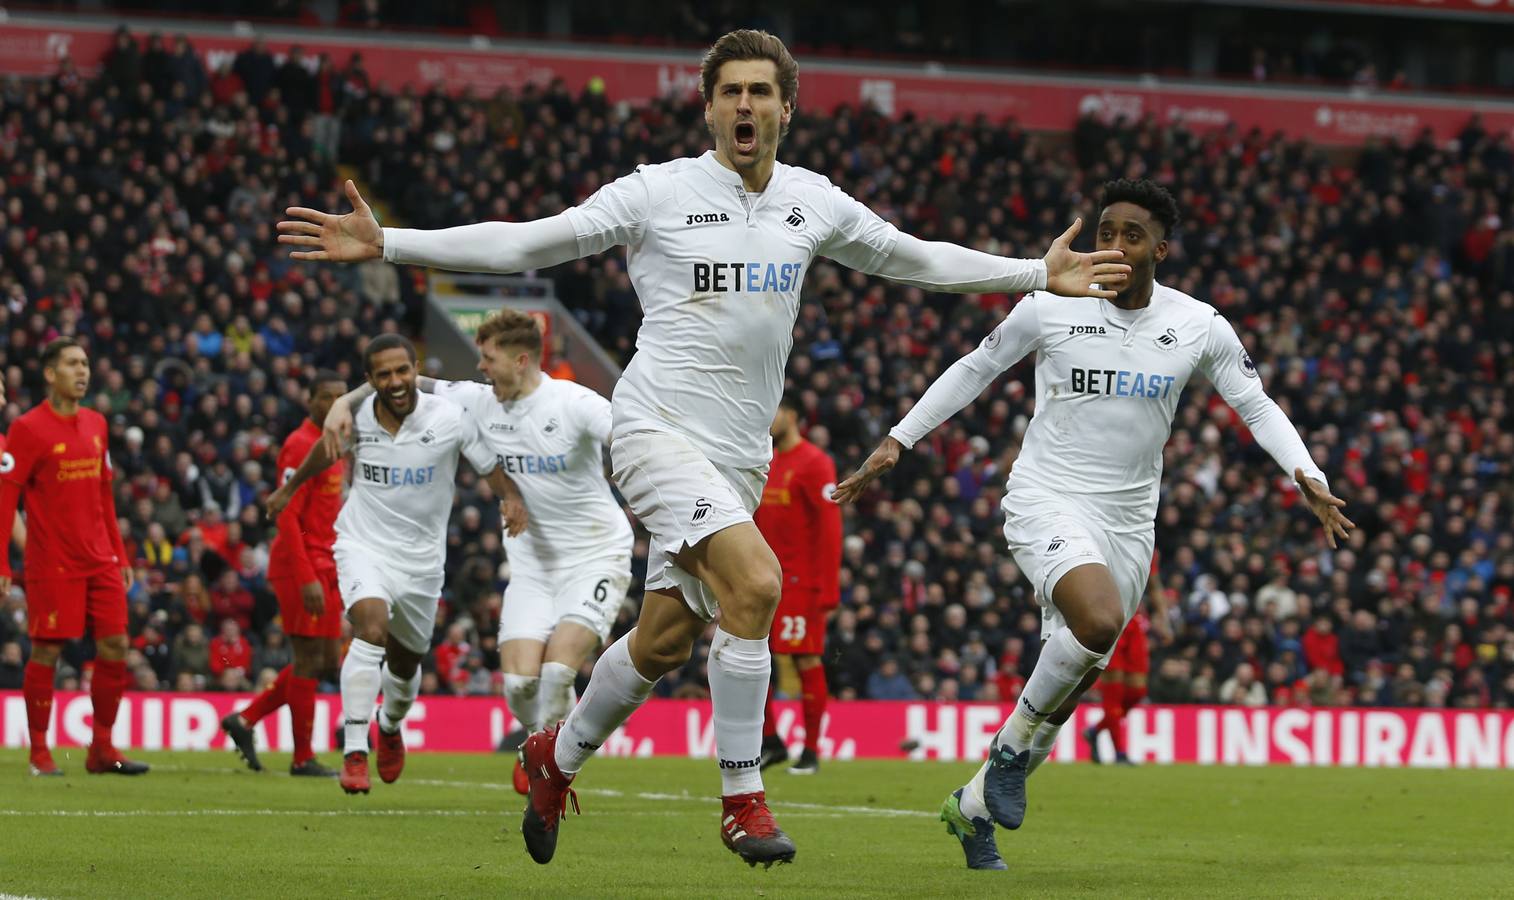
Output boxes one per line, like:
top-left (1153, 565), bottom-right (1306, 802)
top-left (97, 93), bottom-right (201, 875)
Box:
top-left (834, 297), bottom-right (1043, 502)
top-left (1201, 314), bottom-right (1354, 548)
top-left (870, 221), bottom-right (1129, 298)
top-left (280, 170), bottom-right (651, 275)
top-left (819, 184), bottom-right (1129, 299)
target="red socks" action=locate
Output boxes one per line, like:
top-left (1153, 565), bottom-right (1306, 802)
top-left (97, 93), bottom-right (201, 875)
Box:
top-left (287, 675), bottom-right (318, 764)
top-left (797, 664), bottom-right (828, 753)
top-left (91, 658), bottom-right (128, 748)
top-left (24, 661), bottom-right (54, 753)
top-left (241, 665), bottom-right (291, 725)
top-left (760, 667), bottom-right (828, 752)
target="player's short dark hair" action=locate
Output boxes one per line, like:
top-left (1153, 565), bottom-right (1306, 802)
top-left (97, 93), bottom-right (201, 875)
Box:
top-left (701, 29), bottom-right (799, 107)
top-left (41, 337), bottom-right (83, 370)
top-left (1099, 178), bottom-right (1180, 238)
top-left (312, 368), bottom-right (346, 390)
top-left (777, 391), bottom-right (802, 415)
top-left (363, 333), bottom-right (416, 375)
top-left (475, 307), bottom-right (543, 357)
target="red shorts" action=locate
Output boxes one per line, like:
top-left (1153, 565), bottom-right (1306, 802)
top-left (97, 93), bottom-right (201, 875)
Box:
top-left (26, 568), bottom-right (127, 642)
top-left (1106, 618), bottom-right (1149, 675)
top-left (769, 592), bottom-right (826, 656)
top-left (272, 568), bottom-right (343, 639)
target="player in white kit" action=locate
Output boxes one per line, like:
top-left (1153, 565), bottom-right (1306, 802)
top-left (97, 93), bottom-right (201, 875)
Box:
top-left (321, 309), bottom-right (633, 794)
top-left (276, 30), bottom-right (1130, 867)
top-left (268, 334), bottom-right (529, 795)
top-left (835, 179), bottom-right (1354, 870)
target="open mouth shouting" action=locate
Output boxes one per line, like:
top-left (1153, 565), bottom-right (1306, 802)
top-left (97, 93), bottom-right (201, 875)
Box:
top-left (733, 120), bottom-right (757, 155)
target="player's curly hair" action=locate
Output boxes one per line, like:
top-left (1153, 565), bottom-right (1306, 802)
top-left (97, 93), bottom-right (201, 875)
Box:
top-left (1100, 178), bottom-right (1181, 237)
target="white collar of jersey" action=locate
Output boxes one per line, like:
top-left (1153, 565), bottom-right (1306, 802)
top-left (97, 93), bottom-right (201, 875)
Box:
top-left (500, 372), bottom-right (550, 412)
top-left (698, 150), bottom-right (780, 194)
top-left (1097, 282), bottom-right (1167, 347)
top-left (363, 389), bottom-right (430, 436)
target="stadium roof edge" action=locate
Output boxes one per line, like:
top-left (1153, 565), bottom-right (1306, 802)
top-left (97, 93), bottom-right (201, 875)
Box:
top-left (6, 9), bottom-right (1514, 113)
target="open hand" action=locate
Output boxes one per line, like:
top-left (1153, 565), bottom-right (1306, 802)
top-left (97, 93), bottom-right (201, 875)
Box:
top-left (277, 180), bottom-right (384, 263)
top-left (1042, 218), bottom-right (1131, 299)
top-left (833, 436), bottom-right (903, 504)
top-left (1295, 467), bottom-right (1354, 549)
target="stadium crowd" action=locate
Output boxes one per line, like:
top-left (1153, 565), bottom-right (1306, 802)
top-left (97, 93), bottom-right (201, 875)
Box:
top-left (1, 29), bottom-right (1512, 716)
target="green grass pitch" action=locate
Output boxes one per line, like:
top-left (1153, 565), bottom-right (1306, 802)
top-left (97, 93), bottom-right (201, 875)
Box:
top-left (2, 749), bottom-right (1510, 898)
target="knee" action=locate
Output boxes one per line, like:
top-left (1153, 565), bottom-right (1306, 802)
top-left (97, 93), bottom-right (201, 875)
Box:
top-left (97, 635), bottom-right (129, 659)
top-left (728, 561), bottom-right (782, 619)
top-left (30, 642), bottom-right (61, 666)
top-left (1071, 601), bottom-right (1125, 655)
top-left (353, 624), bottom-right (387, 647)
top-left (633, 628), bottom-right (695, 678)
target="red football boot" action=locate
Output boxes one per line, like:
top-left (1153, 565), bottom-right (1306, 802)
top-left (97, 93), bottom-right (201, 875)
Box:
top-left (85, 744), bottom-right (150, 775)
top-left (520, 725), bottom-right (579, 865)
top-left (376, 726), bottom-right (406, 784)
top-left (340, 751), bottom-right (371, 794)
top-left (512, 754), bottom-right (530, 795)
top-left (720, 791), bottom-right (796, 868)
top-left (29, 746), bottom-right (63, 778)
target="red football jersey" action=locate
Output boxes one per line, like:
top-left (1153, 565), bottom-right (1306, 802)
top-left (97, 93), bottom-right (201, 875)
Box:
top-left (269, 419), bottom-right (345, 584)
top-left (0, 402), bottom-right (127, 580)
top-left (754, 439), bottom-right (842, 609)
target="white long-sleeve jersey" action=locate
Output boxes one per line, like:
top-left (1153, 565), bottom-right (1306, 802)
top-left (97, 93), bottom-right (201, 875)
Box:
top-left (433, 375), bottom-right (632, 570)
top-left (890, 283), bottom-right (1326, 530)
top-left (384, 151), bottom-right (1048, 470)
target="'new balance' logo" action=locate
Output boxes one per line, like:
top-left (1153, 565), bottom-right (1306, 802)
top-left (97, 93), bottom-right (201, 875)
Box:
top-left (692, 498), bottom-right (712, 523)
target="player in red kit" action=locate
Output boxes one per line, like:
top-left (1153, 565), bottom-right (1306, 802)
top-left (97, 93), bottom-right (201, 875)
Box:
top-left (0, 338), bottom-right (147, 776)
top-left (221, 371), bottom-right (348, 776)
top-left (1083, 554), bottom-right (1169, 764)
top-left (755, 394), bottom-right (842, 775)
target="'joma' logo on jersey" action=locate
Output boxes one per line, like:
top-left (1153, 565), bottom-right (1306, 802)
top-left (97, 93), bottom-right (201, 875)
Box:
top-left (1069, 325), bottom-right (1106, 335)
top-left (686, 212), bottom-right (730, 225)
top-left (692, 498), bottom-right (713, 523)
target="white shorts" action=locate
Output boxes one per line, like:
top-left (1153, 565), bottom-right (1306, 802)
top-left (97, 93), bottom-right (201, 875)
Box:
top-left (500, 554), bottom-right (633, 644)
top-left (334, 540), bottom-right (444, 655)
top-left (609, 430), bottom-right (767, 621)
top-left (1001, 487), bottom-right (1154, 668)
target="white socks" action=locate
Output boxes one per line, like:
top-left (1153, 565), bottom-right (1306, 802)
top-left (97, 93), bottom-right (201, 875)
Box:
top-left (707, 627), bottom-right (770, 796)
top-left (960, 720), bottom-right (1066, 819)
top-left (1027, 722), bottom-right (1063, 775)
top-left (1001, 627), bottom-right (1104, 753)
top-left (960, 627), bottom-right (1104, 820)
top-left (341, 639), bottom-right (385, 753)
top-left (555, 634), bottom-right (654, 776)
top-left (378, 662), bottom-right (420, 734)
top-left (503, 673), bottom-right (541, 734)
top-left (538, 661), bottom-right (578, 730)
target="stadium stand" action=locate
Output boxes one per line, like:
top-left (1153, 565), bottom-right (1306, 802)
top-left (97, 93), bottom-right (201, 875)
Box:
top-left (1, 28), bottom-right (1511, 713)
